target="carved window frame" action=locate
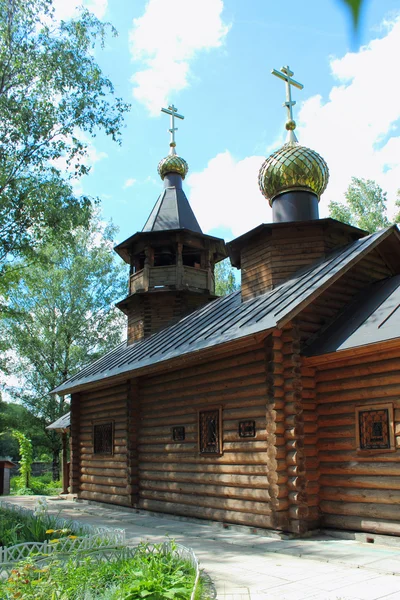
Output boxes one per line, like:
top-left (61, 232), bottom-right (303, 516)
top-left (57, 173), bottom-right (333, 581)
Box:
top-left (355, 403), bottom-right (395, 455)
top-left (198, 406), bottom-right (222, 456)
top-left (93, 420), bottom-right (114, 456)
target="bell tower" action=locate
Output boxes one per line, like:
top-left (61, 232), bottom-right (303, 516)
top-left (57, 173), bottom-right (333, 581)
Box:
top-left (115, 104), bottom-right (227, 344)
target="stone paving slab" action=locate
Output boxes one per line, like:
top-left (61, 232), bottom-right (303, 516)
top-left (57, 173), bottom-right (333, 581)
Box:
top-left (4, 496), bottom-right (400, 599)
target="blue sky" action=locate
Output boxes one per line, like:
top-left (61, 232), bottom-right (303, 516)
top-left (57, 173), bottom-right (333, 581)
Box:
top-left (54, 0), bottom-right (400, 243)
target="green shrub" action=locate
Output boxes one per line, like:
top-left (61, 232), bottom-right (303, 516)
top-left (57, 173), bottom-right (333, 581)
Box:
top-left (10, 474), bottom-right (62, 496)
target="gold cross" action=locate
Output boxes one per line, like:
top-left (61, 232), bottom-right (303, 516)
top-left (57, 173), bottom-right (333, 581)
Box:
top-left (161, 104), bottom-right (184, 149)
top-left (271, 65), bottom-right (303, 123)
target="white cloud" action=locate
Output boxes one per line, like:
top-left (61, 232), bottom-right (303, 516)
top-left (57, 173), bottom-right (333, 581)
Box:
top-left (297, 17), bottom-right (400, 219)
top-left (188, 17), bottom-right (400, 238)
top-left (188, 152), bottom-right (267, 239)
top-left (123, 178), bottom-right (137, 189)
top-left (129, 0), bottom-right (230, 115)
top-left (52, 0), bottom-right (107, 21)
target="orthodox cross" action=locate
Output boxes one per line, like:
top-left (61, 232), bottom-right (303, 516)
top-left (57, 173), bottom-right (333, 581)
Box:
top-left (271, 65), bottom-right (303, 123)
top-left (161, 104), bottom-right (184, 148)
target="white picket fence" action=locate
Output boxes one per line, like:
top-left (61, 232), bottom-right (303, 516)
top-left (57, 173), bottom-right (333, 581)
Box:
top-left (0, 500), bottom-right (125, 566)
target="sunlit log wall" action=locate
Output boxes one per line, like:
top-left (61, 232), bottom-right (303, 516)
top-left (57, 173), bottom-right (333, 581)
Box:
top-left (136, 343), bottom-right (282, 529)
top-left (77, 382), bottom-right (131, 506)
top-left (313, 348), bottom-right (400, 536)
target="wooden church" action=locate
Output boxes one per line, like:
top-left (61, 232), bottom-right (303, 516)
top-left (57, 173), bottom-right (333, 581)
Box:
top-left (53, 68), bottom-right (400, 537)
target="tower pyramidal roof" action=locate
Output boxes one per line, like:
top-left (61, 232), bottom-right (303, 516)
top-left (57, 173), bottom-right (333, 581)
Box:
top-left (142, 104), bottom-right (202, 234)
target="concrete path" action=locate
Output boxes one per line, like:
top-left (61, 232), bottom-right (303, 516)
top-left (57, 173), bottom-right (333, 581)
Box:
top-left (4, 496), bottom-right (400, 600)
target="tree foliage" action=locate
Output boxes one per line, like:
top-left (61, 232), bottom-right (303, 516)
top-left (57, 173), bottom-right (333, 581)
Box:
top-left (329, 177), bottom-right (400, 234)
top-left (2, 214), bottom-right (127, 477)
top-left (0, 0), bottom-right (129, 270)
top-left (0, 399), bottom-right (48, 459)
top-left (215, 259), bottom-right (239, 296)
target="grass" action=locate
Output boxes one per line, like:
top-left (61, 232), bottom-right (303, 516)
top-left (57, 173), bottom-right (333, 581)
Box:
top-left (10, 473), bottom-right (62, 496)
top-left (0, 542), bottom-right (197, 599)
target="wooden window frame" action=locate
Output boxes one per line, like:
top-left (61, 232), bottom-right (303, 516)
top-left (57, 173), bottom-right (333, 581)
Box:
top-left (355, 403), bottom-right (395, 455)
top-left (198, 406), bottom-right (223, 456)
top-left (92, 420), bottom-right (114, 456)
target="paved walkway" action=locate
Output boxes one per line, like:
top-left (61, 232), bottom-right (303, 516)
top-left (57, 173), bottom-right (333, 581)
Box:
top-left (4, 496), bottom-right (400, 600)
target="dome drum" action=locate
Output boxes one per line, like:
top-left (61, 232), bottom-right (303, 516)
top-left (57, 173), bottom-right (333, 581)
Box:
top-left (272, 190), bottom-right (319, 223)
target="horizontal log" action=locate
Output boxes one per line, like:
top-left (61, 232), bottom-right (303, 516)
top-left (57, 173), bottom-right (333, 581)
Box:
top-left (80, 482), bottom-right (128, 495)
top-left (138, 462), bottom-right (271, 475)
top-left (82, 383), bottom-right (128, 402)
top-left (141, 348), bottom-right (266, 390)
top-left (139, 489), bottom-right (277, 515)
top-left (80, 474), bottom-right (127, 485)
top-left (322, 514), bottom-right (400, 536)
top-left (319, 475), bottom-right (400, 491)
top-left (138, 499), bottom-right (276, 529)
top-left (320, 486), bottom-right (400, 505)
top-left (79, 490), bottom-right (131, 506)
top-left (318, 373), bottom-right (400, 394)
top-left (140, 479), bottom-right (271, 502)
top-left (320, 500), bottom-right (400, 521)
top-left (142, 402), bottom-right (266, 422)
top-left (319, 463), bottom-right (400, 477)
top-left (141, 360), bottom-right (266, 398)
top-left (318, 451), bottom-right (400, 464)
top-left (138, 451), bottom-right (280, 465)
top-left (316, 357), bottom-right (400, 383)
top-left (139, 470), bottom-right (270, 488)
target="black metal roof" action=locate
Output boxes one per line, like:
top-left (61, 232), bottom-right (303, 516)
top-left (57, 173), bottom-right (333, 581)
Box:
top-left (52, 227), bottom-right (396, 396)
top-left (305, 275), bottom-right (400, 357)
top-left (142, 176), bottom-right (202, 234)
top-left (46, 412), bottom-right (71, 430)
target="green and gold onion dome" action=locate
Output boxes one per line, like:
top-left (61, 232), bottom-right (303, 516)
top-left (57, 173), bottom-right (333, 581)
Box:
top-left (157, 142), bottom-right (189, 180)
top-left (259, 133), bottom-right (329, 206)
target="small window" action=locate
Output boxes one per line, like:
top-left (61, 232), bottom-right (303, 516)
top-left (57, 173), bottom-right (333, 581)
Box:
top-left (355, 404), bottom-right (395, 453)
top-left (239, 420), bottom-right (256, 438)
top-left (199, 408), bottom-right (221, 455)
top-left (93, 422), bottom-right (114, 455)
top-left (172, 426), bottom-right (185, 441)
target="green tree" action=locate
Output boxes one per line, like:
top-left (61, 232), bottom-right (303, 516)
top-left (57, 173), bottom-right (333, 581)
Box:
top-left (0, 399), bottom-right (48, 459)
top-left (0, 0), bottom-right (129, 271)
top-left (329, 177), bottom-right (399, 234)
top-left (2, 214), bottom-right (127, 479)
top-left (215, 259), bottom-right (239, 296)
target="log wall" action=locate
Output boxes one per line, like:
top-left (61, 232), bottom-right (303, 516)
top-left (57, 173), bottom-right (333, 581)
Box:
top-left (314, 348), bottom-right (400, 535)
top-left (77, 382), bottom-right (131, 506)
top-left (137, 344), bottom-right (284, 529)
top-left (240, 222), bottom-right (363, 301)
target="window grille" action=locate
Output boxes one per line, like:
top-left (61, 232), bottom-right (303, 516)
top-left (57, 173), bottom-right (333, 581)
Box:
top-left (93, 422), bottom-right (113, 455)
top-left (239, 420), bottom-right (256, 438)
top-left (355, 403), bottom-right (395, 452)
top-left (199, 409), bottom-right (221, 454)
top-left (172, 426), bottom-right (185, 441)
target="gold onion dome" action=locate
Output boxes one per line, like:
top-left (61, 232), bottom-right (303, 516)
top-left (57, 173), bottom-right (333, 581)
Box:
top-left (258, 140), bottom-right (329, 205)
top-left (157, 144), bottom-right (189, 180)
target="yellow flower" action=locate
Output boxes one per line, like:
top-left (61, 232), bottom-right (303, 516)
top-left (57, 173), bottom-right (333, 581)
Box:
top-left (49, 539), bottom-right (60, 544)
top-left (45, 529), bottom-right (55, 534)
top-left (68, 535), bottom-right (78, 539)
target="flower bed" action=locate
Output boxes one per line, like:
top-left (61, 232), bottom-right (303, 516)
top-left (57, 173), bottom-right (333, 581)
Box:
top-left (0, 542), bottom-right (200, 600)
top-left (0, 500), bottom-right (125, 571)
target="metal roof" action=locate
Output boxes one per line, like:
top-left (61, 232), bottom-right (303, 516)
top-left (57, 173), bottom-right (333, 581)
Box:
top-left (47, 412), bottom-right (71, 430)
top-left (142, 174), bottom-right (202, 233)
top-left (52, 227), bottom-right (396, 395)
top-left (305, 275), bottom-right (400, 357)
